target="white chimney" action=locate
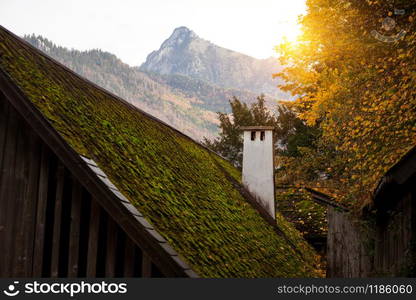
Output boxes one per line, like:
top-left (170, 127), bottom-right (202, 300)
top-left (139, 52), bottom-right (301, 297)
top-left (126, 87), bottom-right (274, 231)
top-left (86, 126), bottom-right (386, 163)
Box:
top-left (241, 126), bottom-right (275, 219)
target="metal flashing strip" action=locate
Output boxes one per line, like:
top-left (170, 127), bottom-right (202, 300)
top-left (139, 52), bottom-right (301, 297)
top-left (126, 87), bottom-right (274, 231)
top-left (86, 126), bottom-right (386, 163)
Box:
top-left (79, 155), bottom-right (198, 277)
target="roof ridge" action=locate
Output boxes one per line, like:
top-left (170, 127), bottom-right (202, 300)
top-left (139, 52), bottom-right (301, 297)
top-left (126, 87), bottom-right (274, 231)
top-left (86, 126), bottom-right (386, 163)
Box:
top-left (304, 187), bottom-right (349, 211)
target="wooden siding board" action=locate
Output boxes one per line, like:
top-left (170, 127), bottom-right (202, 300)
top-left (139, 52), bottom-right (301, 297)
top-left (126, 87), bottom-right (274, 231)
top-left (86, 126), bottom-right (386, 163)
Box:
top-left (326, 207), bottom-right (372, 277)
top-left (373, 192), bottom-right (414, 276)
top-left (50, 162), bottom-right (65, 277)
top-left (11, 113), bottom-right (30, 276)
top-left (142, 253), bottom-right (151, 278)
top-left (1, 103), bottom-right (19, 276)
top-left (21, 130), bottom-right (41, 276)
top-left (412, 188), bottom-right (416, 275)
top-left (67, 179), bottom-right (82, 277)
top-left (86, 198), bottom-right (100, 277)
top-left (0, 99), bottom-right (11, 276)
top-left (32, 144), bottom-right (50, 276)
top-left (105, 217), bottom-right (118, 277)
top-left (0, 91), bottom-right (9, 183)
top-left (123, 238), bottom-right (135, 277)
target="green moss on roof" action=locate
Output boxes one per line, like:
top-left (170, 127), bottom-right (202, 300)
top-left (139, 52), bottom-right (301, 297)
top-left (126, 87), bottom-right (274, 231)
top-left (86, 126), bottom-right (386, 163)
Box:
top-left (0, 28), bottom-right (321, 277)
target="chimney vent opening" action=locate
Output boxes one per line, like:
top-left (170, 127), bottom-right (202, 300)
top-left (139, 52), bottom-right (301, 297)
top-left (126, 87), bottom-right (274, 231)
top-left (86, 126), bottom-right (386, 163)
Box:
top-left (251, 131), bottom-right (256, 141)
top-left (260, 131), bottom-right (265, 141)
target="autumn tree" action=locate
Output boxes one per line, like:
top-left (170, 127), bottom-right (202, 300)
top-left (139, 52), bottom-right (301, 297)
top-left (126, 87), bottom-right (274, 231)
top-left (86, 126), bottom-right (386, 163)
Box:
top-left (276, 0), bottom-right (416, 207)
top-left (203, 95), bottom-right (278, 167)
top-left (204, 95), bottom-right (318, 168)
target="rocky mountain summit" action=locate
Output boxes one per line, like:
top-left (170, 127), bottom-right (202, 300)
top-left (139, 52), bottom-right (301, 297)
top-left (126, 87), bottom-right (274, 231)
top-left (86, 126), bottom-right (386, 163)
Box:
top-left (24, 27), bottom-right (287, 140)
top-left (140, 27), bottom-right (286, 98)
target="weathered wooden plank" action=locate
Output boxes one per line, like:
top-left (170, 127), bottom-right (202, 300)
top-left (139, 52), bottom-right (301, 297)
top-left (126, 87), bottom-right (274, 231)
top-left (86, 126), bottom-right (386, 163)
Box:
top-left (67, 179), bottom-right (82, 277)
top-left (123, 238), bottom-right (135, 277)
top-left (105, 217), bottom-right (118, 277)
top-left (383, 225), bottom-right (389, 273)
top-left (0, 100), bottom-right (11, 277)
top-left (86, 198), bottom-right (100, 277)
top-left (412, 190), bottom-right (416, 273)
top-left (10, 114), bottom-right (30, 276)
top-left (50, 162), bottom-right (65, 277)
top-left (32, 143), bottom-right (50, 277)
top-left (142, 253), bottom-right (151, 278)
top-left (327, 207), bottom-right (373, 278)
top-left (21, 131), bottom-right (42, 276)
top-left (1, 103), bottom-right (19, 276)
top-left (0, 91), bottom-right (9, 179)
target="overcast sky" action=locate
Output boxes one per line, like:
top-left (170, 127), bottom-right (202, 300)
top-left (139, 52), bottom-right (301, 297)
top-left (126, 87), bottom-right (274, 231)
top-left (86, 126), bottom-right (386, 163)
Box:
top-left (0, 0), bottom-right (306, 66)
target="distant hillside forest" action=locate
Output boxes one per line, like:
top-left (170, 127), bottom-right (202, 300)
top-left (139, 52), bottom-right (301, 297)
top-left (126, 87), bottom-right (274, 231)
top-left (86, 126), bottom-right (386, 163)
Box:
top-left (23, 33), bottom-right (284, 140)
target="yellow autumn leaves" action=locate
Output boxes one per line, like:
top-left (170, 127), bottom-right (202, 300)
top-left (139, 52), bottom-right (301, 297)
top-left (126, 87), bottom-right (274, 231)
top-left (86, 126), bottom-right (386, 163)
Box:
top-left (275, 0), bottom-right (416, 208)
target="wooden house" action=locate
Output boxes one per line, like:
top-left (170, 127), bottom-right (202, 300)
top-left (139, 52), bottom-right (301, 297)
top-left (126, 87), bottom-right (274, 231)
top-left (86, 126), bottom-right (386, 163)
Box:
top-left (0, 26), bottom-right (319, 278)
top-left (324, 147), bottom-right (416, 277)
top-left (373, 146), bottom-right (416, 276)
top-left (294, 188), bottom-right (373, 277)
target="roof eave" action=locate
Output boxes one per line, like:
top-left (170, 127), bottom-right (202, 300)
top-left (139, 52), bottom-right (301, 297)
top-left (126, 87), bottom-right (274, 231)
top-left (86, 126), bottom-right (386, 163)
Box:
top-left (240, 126), bottom-right (275, 131)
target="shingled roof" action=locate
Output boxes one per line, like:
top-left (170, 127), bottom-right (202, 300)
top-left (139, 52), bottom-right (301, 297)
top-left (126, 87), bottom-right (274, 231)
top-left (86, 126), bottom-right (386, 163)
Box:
top-left (0, 25), bottom-right (319, 277)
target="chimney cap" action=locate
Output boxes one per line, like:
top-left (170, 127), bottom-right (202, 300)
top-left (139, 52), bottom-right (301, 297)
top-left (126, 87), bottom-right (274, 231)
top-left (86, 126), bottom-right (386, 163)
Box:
top-left (240, 126), bottom-right (274, 131)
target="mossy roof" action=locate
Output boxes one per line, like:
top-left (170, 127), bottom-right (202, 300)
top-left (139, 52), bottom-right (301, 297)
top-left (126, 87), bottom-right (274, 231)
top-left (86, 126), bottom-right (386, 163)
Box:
top-left (0, 26), bottom-right (320, 278)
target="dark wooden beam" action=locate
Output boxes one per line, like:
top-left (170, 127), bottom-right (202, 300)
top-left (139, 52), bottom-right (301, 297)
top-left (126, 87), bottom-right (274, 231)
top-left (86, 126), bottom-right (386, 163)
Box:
top-left (105, 217), bottom-right (118, 277)
top-left (142, 253), bottom-right (151, 278)
top-left (1, 102), bottom-right (18, 276)
top-left (0, 100), bottom-right (10, 276)
top-left (32, 143), bottom-right (50, 277)
top-left (86, 198), bottom-right (100, 277)
top-left (50, 162), bottom-right (65, 277)
top-left (67, 179), bottom-right (82, 277)
top-left (123, 238), bottom-right (135, 277)
top-left (10, 113), bottom-right (29, 276)
top-left (0, 91), bottom-right (9, 183)
top-left (21, 131), bottom-right (41, 276)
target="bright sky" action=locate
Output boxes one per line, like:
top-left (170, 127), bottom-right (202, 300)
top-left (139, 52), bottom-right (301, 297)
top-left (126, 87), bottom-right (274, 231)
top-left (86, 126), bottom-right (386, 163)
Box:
top-left (0, 0), bottom-right (306, 66)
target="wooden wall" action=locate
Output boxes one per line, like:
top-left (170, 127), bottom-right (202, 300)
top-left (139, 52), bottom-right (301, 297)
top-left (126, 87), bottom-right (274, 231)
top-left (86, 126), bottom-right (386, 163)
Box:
top-left (326, 207), bottom-right (373, 277)
top-left (327, 190), bottom-right (415, 277)
top-left (0, 93), bottom-right (164, 277)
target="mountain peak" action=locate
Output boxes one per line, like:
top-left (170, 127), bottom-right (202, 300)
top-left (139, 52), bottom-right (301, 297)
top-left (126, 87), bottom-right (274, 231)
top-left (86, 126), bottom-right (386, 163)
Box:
top-left (140, 27), bottom-right (285, 98)
top-left (172, 26), bottom-right (193, 36)
top-left (161, 26), bottom-right (198, 49)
